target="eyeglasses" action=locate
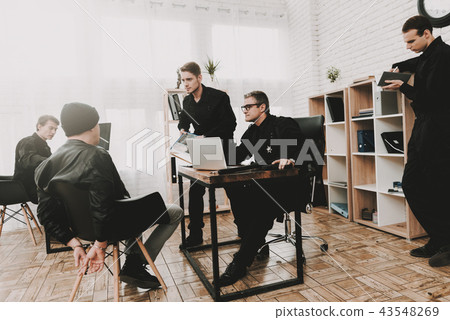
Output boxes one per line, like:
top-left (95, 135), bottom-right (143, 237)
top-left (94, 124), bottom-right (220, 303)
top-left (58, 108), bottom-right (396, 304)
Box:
top-left (240, 103), bottom-right (262, 112)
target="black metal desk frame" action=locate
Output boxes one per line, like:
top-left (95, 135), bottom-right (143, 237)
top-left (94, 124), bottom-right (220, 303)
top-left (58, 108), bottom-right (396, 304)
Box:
top-left (178, 169), bottom-right (304, 302)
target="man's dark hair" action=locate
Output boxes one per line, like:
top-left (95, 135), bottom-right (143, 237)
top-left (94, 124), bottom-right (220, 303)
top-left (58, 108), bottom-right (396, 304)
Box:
top-left (244, 90), bottom-right (270, 114)
top-left (402, 15), bottom-right (433, 36)
top-left (36, 115), bottom-right (59, 131)
top-left (180, 62), bottom-right (201, 77)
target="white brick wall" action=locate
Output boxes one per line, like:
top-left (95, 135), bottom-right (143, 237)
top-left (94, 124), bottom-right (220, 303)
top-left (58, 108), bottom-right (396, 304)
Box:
top-left (286, 0), bottom-right (450, 116)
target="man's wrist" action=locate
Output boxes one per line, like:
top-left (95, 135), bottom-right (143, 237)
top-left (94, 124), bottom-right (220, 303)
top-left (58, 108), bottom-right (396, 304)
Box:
top-left (92, 241), bottom-right (107, 251)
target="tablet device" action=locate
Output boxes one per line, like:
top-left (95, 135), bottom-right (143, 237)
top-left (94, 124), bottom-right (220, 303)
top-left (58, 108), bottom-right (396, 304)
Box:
top-left (377, 72), bottom-right (412, 87)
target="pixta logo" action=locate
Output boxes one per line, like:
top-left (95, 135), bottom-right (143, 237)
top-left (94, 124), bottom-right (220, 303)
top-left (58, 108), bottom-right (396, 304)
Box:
top-left (126, 128), bottom-right (171, 175)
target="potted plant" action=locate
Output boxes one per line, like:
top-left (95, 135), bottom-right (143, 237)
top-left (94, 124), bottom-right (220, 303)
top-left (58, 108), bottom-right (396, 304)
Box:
top-left (204, 56), bottom-right (220, 83)
top-left (326, 66), bottom-right (341, 83)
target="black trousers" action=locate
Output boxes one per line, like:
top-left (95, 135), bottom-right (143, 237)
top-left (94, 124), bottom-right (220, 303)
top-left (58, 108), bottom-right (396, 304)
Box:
top-left (187, 139), bottom-right (232, 232)
top-left (402, 119), bottom-right (450, 249)
top-left (225, 176), bottom-right (307, 267)
top-left (187, 182), bottom-right (206, 231)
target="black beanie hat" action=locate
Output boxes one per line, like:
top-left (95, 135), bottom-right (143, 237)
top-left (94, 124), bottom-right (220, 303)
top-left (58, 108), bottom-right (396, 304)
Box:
top-left (60, 102), bottom-right (100, 137)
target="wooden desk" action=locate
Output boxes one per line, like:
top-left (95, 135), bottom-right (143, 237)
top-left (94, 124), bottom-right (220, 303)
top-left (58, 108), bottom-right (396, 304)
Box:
top-left (177, 166), bottom-right (304, 302)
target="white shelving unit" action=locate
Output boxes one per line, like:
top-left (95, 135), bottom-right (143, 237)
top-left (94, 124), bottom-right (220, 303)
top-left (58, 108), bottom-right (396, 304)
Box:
top-left (348, 79), bottom-right (426, 239)
top-left (308, 88), bottom-right (352, 220)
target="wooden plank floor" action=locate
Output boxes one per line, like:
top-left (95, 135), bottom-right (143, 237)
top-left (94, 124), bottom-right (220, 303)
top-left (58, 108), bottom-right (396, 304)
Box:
top-left (1, 209), bottom-right (449, 302)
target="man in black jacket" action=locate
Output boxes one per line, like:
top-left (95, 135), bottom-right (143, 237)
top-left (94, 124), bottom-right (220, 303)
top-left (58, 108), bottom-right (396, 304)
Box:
top-left (14, 115), bottom-right (59, 203)
top-left (35, 102), bottom-right (183, 289)
top-left (218, 91), bottom-right (307, 286)
top-left (178, 61), bottom-right (237, 246)
top-left (383, 15), bottom-right (450, 267)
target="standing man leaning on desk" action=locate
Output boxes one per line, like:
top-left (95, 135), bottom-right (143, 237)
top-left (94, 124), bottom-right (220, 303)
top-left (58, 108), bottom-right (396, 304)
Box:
top-left (218, 90), bottom-right (307, 286)
top-left (177, 61), bottom-right (237, 247)
top-left (383, 15), bottom-right (450, 267)
top-left (14, 115), bottom-right (59, 204)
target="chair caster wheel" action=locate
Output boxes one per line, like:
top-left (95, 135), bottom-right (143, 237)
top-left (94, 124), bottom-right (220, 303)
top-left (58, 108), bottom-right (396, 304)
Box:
top-left (320, 244), bottom-right (328, 252)
top-left (305, 203), bottom-right (313, 214)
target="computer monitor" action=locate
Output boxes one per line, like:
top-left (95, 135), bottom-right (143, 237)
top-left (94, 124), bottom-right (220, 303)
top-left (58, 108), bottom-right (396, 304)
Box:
top-left (98, 123), bottom-right (111, 150)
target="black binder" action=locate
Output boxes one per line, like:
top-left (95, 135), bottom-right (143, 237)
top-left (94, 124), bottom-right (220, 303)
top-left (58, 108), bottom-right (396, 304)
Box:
top-left (357, 130), bottom-right (374, 152)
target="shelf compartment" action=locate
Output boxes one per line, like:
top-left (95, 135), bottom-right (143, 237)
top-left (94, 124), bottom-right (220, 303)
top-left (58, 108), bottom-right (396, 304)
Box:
top-left (376, 156), bottom-right (404, 194)
top-left (375, 116), bottom-right (403, 154)
top-left (352, 155), bottom-right (375, 186)
top-left (349, 82), bottom-right (374, 118)
top-left (377, 193), bottom-right (406, 227)
top-left (353, 189), bottom-right (377, 221)
top-left (329, 187), bottom-right (349, 218)
top-left (351, 119), bottom-right (374, 154)
top-left (328, 156), bottom-right (347, 185)
top-left (327, 124), bottom-right (346, 155)
top-left (309, 95), bottom-right (325, 117)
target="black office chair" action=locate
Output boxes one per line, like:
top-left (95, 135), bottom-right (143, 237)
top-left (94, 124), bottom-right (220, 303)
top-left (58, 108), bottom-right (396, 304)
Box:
top-left (0, 176), bottom-right (43, 245)
top-left (259, 115), bottom-right (328, 261)
top-left (50, 182), bottom-right (167, 302)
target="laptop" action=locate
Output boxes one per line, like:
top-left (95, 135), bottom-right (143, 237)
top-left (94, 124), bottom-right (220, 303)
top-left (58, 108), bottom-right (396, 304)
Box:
top-left (186, 137), bottom-right (227, 170)
top-left (326, 97), bottom-right (345, 122)
top-left (98, 123), bottom-right (111, 150)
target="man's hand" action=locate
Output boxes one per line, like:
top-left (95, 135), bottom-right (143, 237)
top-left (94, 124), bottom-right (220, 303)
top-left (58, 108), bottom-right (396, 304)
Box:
top-left (67, 238), bottom-right (87, 269)
top-left (272, 159), bottom-right (295, 170)
top-left (180, 129), bottom-right (187, 134)
top-left (382, 79), bottom-right (403, 90)
top-left (74, 247), bottom-right (87, 268)
top-left (79, 241), bottom-right (106, 275)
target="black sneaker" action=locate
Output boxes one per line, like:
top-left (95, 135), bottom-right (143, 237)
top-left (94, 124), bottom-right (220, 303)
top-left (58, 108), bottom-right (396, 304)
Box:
top-left (216, 261), bottom-right (247, 287)
top-left (256, 245), bottom-right (270, 260)
top-left (179, 231), bottom-right (203, 249)
top-left (410, 243), bottom-right (439, 258)
top-left (429, 245), bottom-right (450, 267)
top-left (119, 255), bottom-right (160, 289)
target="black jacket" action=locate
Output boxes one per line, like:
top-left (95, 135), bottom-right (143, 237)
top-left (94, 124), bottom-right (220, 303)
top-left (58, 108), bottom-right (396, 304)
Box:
top-left (393, 36), bottom-right (450, 155)
top-left (234, 114), bottom-right (306, 213)
top-left (235, 114), bottom-right (304, 165)
top-left (13, 133), bottom-right (51, 203)
top-left (35, 140), bottom-right (129, 244)
top-left (178, 84), bottom-right (236, 139)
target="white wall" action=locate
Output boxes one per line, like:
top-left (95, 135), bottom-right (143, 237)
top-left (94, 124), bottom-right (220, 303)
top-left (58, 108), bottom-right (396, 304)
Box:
top-left (286, 0), bottom-right (450, 116)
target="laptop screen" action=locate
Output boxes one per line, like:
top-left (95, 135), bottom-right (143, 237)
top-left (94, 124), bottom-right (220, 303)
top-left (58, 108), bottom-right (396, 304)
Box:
top-left (98, 123), bottom-right (111, 150)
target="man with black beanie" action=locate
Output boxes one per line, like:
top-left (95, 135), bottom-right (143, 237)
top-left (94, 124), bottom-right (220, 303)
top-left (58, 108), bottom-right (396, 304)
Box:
top-left (35, 102), bottom-right (183, 289)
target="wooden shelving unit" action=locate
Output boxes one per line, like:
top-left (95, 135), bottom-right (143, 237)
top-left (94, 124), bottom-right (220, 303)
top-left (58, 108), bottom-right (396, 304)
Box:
top-left (163, 89), bottom-right (188, 203)
top-left (308, 88), bottom-right (353, 220)
top-left (348, 79), bottom-right (426, 239)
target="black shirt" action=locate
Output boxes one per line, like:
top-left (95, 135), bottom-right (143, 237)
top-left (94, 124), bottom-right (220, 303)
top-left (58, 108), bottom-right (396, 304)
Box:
top-left (235, 114), bottom-right (304, 165)
top-left (13, 132), bottom-right (51, 203)
top-left (393, 36), bottom-right (450, 153)
top-left (178, 84), bottom-right (236, 139)
top-left (394, 36), bottom-right (450, 118)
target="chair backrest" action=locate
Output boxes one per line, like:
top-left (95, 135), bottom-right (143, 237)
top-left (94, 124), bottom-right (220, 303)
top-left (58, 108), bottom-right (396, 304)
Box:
top-left (50, 182), bottom-right (96, 241)
top-left (293, 115), bottom-right (325, 162)
top-left (0, 178), bottom-right (30, 205)
top-left (293, 115), bottom-right (327, 207)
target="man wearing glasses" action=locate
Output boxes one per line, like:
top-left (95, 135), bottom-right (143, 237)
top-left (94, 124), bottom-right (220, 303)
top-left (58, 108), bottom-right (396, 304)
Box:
top-left (219, 90), bottom-right (307, 286)
top-left (178, 61), bottom-right (237, 247)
